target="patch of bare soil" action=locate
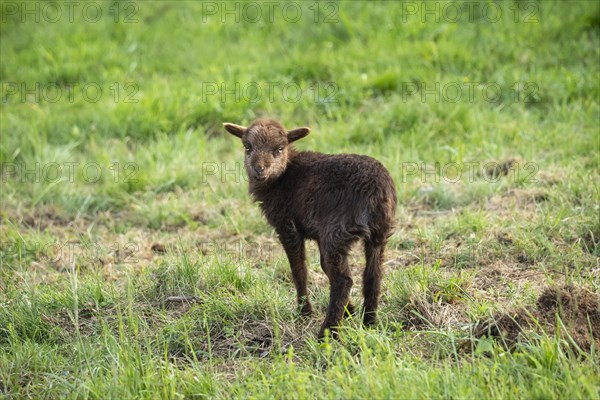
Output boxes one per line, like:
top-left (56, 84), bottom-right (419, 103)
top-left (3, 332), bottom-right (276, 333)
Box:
top-left (399, 294), bottom-right (467, 330)
top-left (166, 316), bottom-right (317, 364)
top-left (1, 203), bottom-right (228, 284)
top-left (471, 285), bottom-right (600, 352)
top-left (2, 205), bottom-right (74, 230)
top-left (484, 188), bottom-right (549, 214)
top-left (471, 260), bottom-right (551, 299)
top-left (163, 296), bottom-right (201, 315)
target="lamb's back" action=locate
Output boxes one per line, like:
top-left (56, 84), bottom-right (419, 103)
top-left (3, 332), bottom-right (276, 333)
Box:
top-left (277, 151), bottom-right (396, 239)
top-left (288, 151), bottom-right (394, 197)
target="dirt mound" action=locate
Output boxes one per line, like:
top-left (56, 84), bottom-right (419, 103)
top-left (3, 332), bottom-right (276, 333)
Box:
top-left (537, 285), bottom-right (600, 350)
top-left (483, 158), bottom-right (520, 179)
top-left (472, 285), bottom-right (599, 352)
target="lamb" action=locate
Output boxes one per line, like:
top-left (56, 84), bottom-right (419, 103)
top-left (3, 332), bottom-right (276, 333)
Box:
top-left (223, 118), bottom-right (397, 338)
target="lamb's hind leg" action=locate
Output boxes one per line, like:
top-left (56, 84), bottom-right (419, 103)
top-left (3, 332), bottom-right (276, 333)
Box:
top-left (363, 240), bottom-right (385, 327)
top-left (318, 244), bottom-right (353, 339)
top-left (279, 230), bottom-right (312, 316)
top-left (320, 251), bottom-right (355, 319)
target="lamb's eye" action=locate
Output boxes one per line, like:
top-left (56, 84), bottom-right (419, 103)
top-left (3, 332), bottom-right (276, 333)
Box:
top-left (277, 146), bottom-right (284, 153)
top-left (244, 145), bottom-right (252, 153)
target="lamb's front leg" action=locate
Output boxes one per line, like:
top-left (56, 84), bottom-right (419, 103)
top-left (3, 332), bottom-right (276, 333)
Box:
top-left (278, 229), bottom-right (313, 316)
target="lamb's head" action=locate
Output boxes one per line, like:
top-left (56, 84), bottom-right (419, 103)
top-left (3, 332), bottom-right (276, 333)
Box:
top-left (223, 119), bottom-right (310, 183)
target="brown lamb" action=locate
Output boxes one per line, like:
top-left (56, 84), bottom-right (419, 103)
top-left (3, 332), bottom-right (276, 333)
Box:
top-left (223, 118), bottom-right (397, 338)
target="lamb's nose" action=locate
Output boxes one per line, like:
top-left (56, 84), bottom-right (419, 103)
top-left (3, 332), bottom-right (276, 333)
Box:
top-left (255, 165), bottom-right (265, 173)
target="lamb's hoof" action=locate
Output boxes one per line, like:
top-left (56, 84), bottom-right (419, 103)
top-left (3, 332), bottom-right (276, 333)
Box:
top-left (344, 303), bottom-right (355, 318)
top-left (317, 325), bottom-right (339, 341)
top-left (363, 313), bottom-right (377, 327)
top-left (300, 303), bottom-right (313, 317)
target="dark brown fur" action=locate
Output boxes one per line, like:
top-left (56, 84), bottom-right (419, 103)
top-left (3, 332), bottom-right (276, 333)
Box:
top-left (224, 119), bottom-right (397, 338)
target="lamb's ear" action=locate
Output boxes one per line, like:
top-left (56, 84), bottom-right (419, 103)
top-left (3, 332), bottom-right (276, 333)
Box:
top-left (287, 127), bottom-right (311, 143)
top-left (223, 123), bottom-right (247, 139)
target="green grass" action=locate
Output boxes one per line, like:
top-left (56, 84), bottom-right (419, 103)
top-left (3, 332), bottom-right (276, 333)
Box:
top-left (1, 0), bottom-right (599, 398)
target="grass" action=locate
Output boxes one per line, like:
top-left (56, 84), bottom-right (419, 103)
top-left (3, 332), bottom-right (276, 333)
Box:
top-left (1, 0), bottom-right (599, 398)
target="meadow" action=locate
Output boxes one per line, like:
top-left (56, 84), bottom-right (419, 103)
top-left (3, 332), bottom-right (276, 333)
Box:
top-left (1, 1), bottom-right (599, 398)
